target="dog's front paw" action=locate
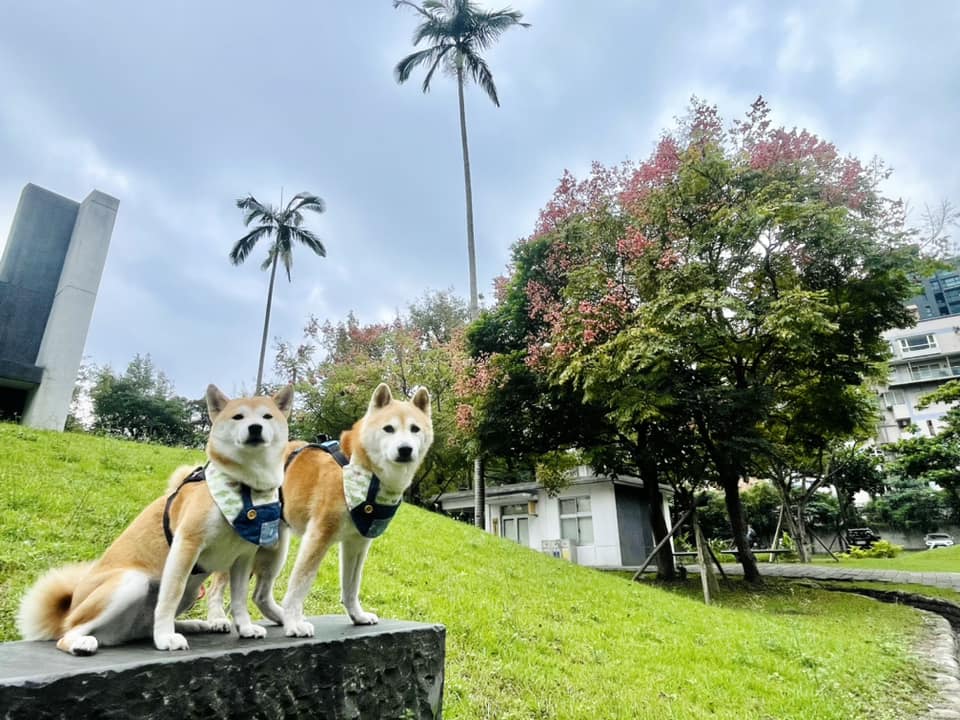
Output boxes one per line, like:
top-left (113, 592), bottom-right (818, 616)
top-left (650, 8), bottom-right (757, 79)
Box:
top-left (207, 618), bottom-right (233, 633)
top-left (237, 623), bottom-right (267, 639)
top-left (154, 632), bottom-right (189, 651)
top-left (70, 635), bottom-right (99, 656)
top-left (284, 620), bottom-right (315, 638)
top-left (349, 610), bottom-right (379, 626)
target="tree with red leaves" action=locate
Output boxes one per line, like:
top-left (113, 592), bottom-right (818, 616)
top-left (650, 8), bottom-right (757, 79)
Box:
top-left (472, 98), bottom-right (921, 582)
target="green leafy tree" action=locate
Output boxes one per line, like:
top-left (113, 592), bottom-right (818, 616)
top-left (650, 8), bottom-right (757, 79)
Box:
top-left (230, 192), bottom-right (326, 392)
top-left (91, 354), bottom-right (198, 447)
top-left (474, 98), bottom-right (920, 582)
top-left (864, 478), bottom-right (950, 534)
top-left (274, 292), bottom-right (472, 505)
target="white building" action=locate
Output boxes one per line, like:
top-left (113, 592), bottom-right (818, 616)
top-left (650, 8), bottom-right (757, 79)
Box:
top-left (876, 314), bottom-right (960, 444)
top-left (437, 466), bottom-right (673, 568)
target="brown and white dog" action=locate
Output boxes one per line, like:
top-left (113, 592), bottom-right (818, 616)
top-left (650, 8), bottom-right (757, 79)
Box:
top-left (206, 383), bottom-right (432, 637)
top-left (17, 385), bottom-right (293, 655)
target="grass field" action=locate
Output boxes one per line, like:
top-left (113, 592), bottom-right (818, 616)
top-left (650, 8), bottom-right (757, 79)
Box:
top-left (814, 546), bottom-right (960, 573)
top-left (0, 423), bottom-right (938, 719)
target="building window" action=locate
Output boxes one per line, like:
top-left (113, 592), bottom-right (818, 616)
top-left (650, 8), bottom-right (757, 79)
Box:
top-left (908, 360), bottom-right (951, 380)
top-left (898, 334), bottom-right (937, 353)
top-left (560, 496), bottom-right (594, 545)
top-left (941, 275), bottom-right (960, 288)
top-left (500, 503), bottom-right (529, 545)
top-left (879, 389), bottom-right (906, 408)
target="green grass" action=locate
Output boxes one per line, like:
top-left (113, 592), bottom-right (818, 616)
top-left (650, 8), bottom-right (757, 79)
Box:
top-left (0, 423), bottom-right (938, 719)
top-left (812, 546), bottom-right (960, 573)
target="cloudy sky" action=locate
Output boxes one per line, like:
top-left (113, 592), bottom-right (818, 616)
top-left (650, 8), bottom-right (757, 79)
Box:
top-left (2, 1), bottom-right (958, 400)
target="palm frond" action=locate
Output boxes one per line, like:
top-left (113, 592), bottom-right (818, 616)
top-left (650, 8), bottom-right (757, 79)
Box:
top-left (289, 226), bottom-right (327, 258)
top-left (471, 9), bottom-right (529, 50)
top-left (422, 44), bottom-right (454, 93)
top-left (259, 245), bottom-right (278, 272)
top-left (465, 53), bottom-right (500, 106)
top-left (394, 0), bottom-right (435, 21)
top-left (235, 195), bottom-right (274, 227)
top-left (286, 192), bottom-right (326, 216)
top-left (229, 225), bottom-right (271, 265)
top-left (396, 47), bottom-right (445, 85)
top-left (279, 246), bottom-right (294, 281)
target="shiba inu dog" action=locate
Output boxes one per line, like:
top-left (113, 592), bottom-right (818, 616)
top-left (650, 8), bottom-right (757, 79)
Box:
top-left (206, 383), bottom-right (432, 637)
top-left (17, 385), bottom-right (293, 655)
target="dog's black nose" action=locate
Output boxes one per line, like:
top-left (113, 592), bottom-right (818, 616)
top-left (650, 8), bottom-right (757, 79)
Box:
top-left (248, 424), bottom-right (263, 438)
top-left (397, 445), bottom-right (413, 461)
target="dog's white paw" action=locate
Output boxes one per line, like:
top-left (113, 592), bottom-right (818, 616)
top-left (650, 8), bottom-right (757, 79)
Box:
top-left (206, 618), bottom-right (233, 633)
top-left (70, 635), bottom-right (98, 656)
top-left (284, 620), bottom-right (315, 638)
top-left (155, 632), bottom-right (189, 651)
top-left (237, 623), bottom-right (267, 639)
top-left (350, 610), bottom-right (379, 626)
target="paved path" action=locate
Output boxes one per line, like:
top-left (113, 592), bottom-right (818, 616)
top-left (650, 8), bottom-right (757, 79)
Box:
top-left (710, 562), bottom-right (960, 591)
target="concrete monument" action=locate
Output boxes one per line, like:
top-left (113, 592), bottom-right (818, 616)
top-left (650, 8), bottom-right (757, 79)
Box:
top-left (0, 183), bottom-right (118, 430)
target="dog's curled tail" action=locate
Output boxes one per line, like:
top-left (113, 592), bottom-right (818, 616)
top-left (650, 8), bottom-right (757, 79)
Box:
top-left (17, 562), bottom-right (95, 640)
top-left (166, 464), bottom-right (200, 493)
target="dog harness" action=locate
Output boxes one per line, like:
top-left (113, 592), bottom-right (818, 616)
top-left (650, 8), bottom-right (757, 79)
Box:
top-left (205, 464), bottom-right (282, 547)
top-left (163, 465), bottom-right (282, 555)
top-left (285, 440), bottom-right (401, 539)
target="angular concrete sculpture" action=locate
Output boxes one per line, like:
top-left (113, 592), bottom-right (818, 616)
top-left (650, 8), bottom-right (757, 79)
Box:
top-left (0, 184), bottom-right (118, 430)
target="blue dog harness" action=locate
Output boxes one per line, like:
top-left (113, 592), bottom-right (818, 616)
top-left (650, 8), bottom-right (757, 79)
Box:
top-left (163, 465), bottom-right (282, 556)
top-left (285, 440), bottom-right (401, 539)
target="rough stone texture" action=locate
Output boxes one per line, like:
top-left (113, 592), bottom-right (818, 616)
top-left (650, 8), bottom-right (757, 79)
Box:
top-left (908, 612), bottom-right (960, 720)
top-left (0, 617), bottom-right (445, 720)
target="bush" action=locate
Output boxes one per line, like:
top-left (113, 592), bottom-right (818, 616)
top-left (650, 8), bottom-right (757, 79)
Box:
top-left (842, 539), bottom-right (903, 559)
top-left (779, 532), bottom-right (799, 561)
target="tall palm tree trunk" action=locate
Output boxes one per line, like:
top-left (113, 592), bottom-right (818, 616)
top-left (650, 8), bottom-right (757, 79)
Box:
top-left (456, 67), bottom-right (479, 317)
top-left (456, 66), bottom-right (485, 529)
top-left (256, 251), bottom-right (280, 394)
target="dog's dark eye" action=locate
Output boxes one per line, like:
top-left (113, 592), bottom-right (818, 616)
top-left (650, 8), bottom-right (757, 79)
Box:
top-left (383, 425), bottom-right (395, 434)
top-left (263, 413), bottom-right (273, 420)
top-left (232, 413), bottom-right (244, 421)
top-left (410, 425), bottom-right (420, 433)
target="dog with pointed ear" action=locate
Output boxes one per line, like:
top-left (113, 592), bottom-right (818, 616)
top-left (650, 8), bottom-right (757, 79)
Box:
top-left (18, 384), bottom-right (294, 655)
top-left (209, 383), bottom-right (434, 638)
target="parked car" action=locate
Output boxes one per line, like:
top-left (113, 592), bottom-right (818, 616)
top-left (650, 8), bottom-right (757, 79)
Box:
top-left (924, 533), bottom-right (955, 549)
top-left (845, 527), bottom-right (882, 549)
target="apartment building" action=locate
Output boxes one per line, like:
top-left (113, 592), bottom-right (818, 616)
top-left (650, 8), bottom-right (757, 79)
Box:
top-left (876, 314), bottom-right (960, 443)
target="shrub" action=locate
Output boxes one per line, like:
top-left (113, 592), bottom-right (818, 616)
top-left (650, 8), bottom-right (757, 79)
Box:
top-left (841, 540), bottom-right (903, 559)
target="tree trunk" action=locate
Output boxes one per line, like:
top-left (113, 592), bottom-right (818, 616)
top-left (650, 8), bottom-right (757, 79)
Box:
top-left (456, 66), bottom-right (478, 318)
top-left (457, 67), bottom-right (484, 529)
top-left (636, 443), bottom-right (675, 580)
top-left (780, 503), bottom-right (808, 562)
top-left (794, 498), bottom-right (811, 562)
top-left (255, 250), bottom-right (280, 394)
top-left (473, 455), bottom-right (486, 530)
top-left (720, 467), bottom-right (761, 583)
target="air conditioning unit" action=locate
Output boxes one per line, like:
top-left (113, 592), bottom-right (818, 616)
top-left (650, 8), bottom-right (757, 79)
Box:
top-left (541, 539), bottom-right (577, 563)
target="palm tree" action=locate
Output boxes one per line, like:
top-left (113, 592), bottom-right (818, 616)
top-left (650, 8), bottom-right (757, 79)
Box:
top-left (230, 192), bottom-right (326, 393)
top-left (393, 0), bottom-right (529, 317)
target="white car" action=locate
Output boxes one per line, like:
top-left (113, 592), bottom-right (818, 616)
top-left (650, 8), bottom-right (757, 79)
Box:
top-left (924, 533), bottom-right (955, 549)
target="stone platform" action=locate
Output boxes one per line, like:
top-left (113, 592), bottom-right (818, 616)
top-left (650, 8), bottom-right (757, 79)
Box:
top-left (0, 616), bottom-right (445, 719)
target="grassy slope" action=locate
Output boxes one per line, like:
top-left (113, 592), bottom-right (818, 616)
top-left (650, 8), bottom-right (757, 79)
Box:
top-left (0, 424), bottom-right (934, 720)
